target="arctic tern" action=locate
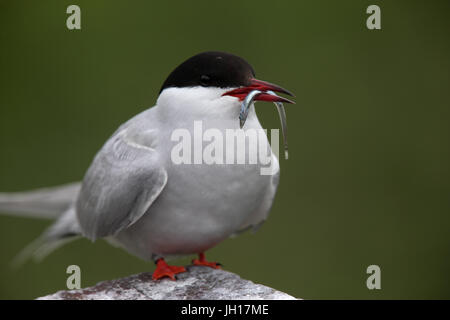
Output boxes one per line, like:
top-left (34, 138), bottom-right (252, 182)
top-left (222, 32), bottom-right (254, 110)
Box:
top-left (0, 51), bottom-right (295, 280)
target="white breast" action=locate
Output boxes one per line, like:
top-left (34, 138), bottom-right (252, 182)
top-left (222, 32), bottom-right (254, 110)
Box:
top-left (112, 87), bottom-right (279, 260)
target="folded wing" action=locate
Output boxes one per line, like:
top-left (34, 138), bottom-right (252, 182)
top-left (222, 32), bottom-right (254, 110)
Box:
top-left (76, 128), bottom-right (167, 241)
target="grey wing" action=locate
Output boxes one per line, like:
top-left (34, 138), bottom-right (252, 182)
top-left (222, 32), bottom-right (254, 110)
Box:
top-left (76, 128), bottom-right (167, 241)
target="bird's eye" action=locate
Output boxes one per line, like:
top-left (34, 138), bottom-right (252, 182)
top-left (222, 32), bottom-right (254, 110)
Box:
top-left (200, 75), bottom-right (210, 86)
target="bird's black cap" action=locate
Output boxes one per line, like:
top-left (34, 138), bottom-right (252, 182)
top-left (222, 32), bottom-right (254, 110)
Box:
top-left (160, 51), bottom-right (256, 93)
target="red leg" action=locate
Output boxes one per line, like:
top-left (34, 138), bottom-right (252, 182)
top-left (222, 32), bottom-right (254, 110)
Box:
top-left (152, 258), bottom-right (186, 280)
top-left (192, 252), bottom-right (222, 269)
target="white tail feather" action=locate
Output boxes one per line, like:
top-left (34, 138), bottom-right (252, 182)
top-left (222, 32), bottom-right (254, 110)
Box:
top-left (0, 185), bottom-right (83, 266)
top-left (0, 182), bottom-right (81, 219)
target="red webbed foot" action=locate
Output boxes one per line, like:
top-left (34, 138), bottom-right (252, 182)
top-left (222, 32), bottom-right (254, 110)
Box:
top-left (192, 252), bottom-right (222, 269)
top-left (152, 258), bottom-right (187, 280)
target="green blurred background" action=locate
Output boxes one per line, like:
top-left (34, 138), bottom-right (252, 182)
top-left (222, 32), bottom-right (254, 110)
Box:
top-left (1, 0), bottom-right (449, 299)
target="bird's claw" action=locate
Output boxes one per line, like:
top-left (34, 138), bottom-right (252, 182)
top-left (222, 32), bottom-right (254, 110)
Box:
top-left (152, 258), bottom-right (187, 280)
top-left (191, 252), bottom-right (222, 269)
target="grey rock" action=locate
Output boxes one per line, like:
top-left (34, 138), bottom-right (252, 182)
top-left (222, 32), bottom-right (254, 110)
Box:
top-left (38, 266), bottom-right (297, 300)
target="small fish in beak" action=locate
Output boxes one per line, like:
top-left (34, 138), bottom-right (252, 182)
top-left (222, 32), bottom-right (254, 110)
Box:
top-left (223, 78), bottom-right (295, 159)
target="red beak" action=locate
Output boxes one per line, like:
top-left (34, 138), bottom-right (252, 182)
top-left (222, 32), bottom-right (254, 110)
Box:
top-left (222, 78), bottom-right (295, 104)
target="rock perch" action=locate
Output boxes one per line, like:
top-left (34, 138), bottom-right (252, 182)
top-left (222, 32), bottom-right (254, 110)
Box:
top-left (38, 266), bottom-right (297, 300)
